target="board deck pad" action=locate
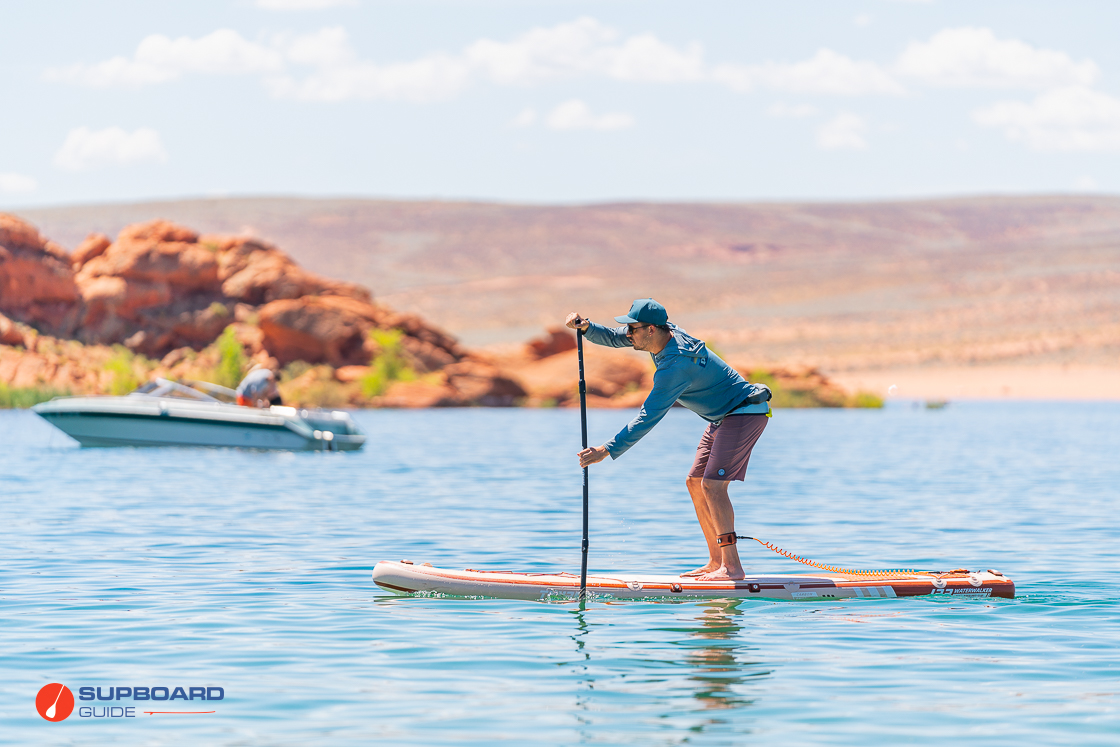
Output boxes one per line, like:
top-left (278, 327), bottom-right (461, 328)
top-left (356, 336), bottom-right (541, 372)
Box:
top-left (372, 561), bottom-right (1015, 601)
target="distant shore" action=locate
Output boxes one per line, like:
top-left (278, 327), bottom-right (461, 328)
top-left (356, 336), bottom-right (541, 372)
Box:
top-left (831, 364), bottom-right (1119, 401)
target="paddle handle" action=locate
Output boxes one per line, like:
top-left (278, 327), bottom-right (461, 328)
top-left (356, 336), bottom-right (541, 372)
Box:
top-left (577, 327), bottom-right (589, 601)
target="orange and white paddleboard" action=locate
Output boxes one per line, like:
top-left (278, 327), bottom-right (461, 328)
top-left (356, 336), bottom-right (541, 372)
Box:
top-left (372, 561), bottom-right (1015, 601)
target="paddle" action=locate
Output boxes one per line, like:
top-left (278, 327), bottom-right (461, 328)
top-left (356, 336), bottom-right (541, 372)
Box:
top-left (577, 325), bottom-right (590, 602)
top-left (44, 684), bottom-right (64, 719)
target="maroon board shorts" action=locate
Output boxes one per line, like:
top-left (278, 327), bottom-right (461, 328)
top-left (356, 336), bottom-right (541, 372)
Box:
top-left (688, 414), bottom-right (768, 481)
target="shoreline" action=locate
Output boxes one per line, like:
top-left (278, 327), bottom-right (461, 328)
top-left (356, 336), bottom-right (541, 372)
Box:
top-left (829, 364), bottom-right (1119, 401)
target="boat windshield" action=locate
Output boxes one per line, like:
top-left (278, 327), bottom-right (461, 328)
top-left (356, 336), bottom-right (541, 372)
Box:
top-left (129, 378), bottom-right (221, 402)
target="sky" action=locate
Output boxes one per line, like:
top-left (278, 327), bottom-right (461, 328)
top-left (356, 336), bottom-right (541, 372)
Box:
top-left (2, 0), bottom-right (1119, 207)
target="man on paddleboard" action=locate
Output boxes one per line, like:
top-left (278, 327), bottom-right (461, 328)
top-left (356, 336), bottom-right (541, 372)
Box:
top-left (566, 299), bottom-right (771, 581)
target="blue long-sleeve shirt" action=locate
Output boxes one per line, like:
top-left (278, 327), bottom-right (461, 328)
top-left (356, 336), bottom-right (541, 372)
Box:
top-left (583, 322), bottom-right (753, 458)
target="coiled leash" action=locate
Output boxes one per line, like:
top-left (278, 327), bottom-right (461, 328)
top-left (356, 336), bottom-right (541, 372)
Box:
top-left (716, 532), bottom-right (940, 578)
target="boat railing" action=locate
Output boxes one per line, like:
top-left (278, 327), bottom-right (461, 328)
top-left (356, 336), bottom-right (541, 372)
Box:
top-left (131, 378), bottom-right (227, 402)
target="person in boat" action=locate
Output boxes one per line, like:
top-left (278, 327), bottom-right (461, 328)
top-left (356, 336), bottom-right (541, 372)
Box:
top-left (565, 299), bottom-right (770, 581)
top-left (235, 366), bottom-right (283, 408)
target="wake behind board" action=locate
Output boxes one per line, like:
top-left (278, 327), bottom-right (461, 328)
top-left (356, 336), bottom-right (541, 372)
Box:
top-left (372, 561), bottom-right (1014, 601)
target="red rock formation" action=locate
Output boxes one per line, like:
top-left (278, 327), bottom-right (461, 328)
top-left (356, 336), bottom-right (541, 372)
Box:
top-left (0, 333), bottom-right (140, 394)
top-left (372, 361), bottom-right (526, 408)
top-left (376, 379), bottom-right (459, 408)
top-left (492, 342), bottom-right (652, 407)
top-left (258, 296), bottom-right (378, 367)
top-left (258, 294), bottom-right (464, 371)
top-left (334, 365), bottom-right (370, 383)
top-left (442, 359), bottom-right (526, 406)
top-left (78, 222), bottom-right (218, 294)
top-left (70, 233), bottom-right (111, 268)
top-left (527, 327), bottom-right (577, 358)
top-left (62, 220), bottom-right (375, 357)
top-left (208, 233), bottom-right (369, 305)
top-left (0, 312), bottom-right (25, 346)
top-left (0, 214), bottom-right (81, 335)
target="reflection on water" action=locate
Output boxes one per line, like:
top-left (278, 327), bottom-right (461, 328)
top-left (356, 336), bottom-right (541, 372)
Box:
top-left (568, 607), bottom-right (594, 733)
top-left (567, 600), bottom-right (774, 739)
top-left (681, 600), bottom-right (770, 712)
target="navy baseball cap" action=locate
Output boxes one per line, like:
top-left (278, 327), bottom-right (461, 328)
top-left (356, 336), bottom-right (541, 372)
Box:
top-left (615, 298), bottom-right (668, 325)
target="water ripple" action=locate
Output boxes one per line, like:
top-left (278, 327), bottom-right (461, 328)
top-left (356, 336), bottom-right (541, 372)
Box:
top-left (1, 403), bottom-right (1118, 745)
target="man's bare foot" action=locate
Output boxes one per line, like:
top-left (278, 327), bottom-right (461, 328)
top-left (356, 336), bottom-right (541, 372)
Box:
top-left (680, 562), bottom-right (719, 577)
top-left (696, 566), bottom-right (746, 581)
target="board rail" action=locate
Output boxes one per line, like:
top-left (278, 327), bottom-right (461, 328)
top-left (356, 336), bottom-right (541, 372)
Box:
top-left (372, 561), bottom-right (1015, 601)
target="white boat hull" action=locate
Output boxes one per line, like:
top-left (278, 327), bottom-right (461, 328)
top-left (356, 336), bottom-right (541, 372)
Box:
top-left (33, 396), bottom-right (365, 451)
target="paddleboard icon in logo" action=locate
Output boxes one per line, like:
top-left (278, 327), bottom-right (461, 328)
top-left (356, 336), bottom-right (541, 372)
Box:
top-left (36, 683), bottom-right (75, 722)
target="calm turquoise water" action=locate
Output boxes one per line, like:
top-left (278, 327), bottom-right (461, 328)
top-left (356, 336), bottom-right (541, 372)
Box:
top-left (2, 403), bottom-right (1118, 745)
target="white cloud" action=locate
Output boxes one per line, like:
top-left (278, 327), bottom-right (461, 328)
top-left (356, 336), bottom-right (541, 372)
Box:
top-left (271, 19), bottom-right (705, 102)
top-left (257, 0), bottom-right (357, 9)
top-left (712, 49), bottom-right (905, 96)
top-left (766, 102), bottom-right (819, 118)
top-left (54, 127), bottom-right (168, 171)
top-left (264, 27), bottom-right (472, 102)
top-left (48, 18), bottom-right (705, 103)
top-left (854, 14), bottom-right (874, 28)
top-left (45, 29), bottom-right (283, 87)
top-left (465, 17), bottom-right (704, 85)
top-left (268, 55), bottom-right (471, 102)
top-left (595, 34), bottom-right (706, 83)
top-left (896, 27), bottom-right (1099, 89)
top-left (465, 17), bottom-right (617, 86)
top-left (545, 100), bottom-right (634, 131)
top-left (277, 26), bottom-right (354, 68)
top-left (817, 113), bottom-right (868, 150)
top-left (511, 108), bottom-right (537, 127)
top-left (0, 173), bottom-right (38, 193)
top-left (973, 87), bottom-right (1120, 152)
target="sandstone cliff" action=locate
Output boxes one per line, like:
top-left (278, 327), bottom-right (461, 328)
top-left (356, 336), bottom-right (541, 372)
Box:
top-left (0, 213), bottom-right (526, 407)
top-left (1, 212), bottom-right (870, 409)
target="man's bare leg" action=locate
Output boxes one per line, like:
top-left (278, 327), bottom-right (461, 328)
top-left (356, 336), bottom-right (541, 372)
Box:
top-left (696, 478), bottom-right (746, 581)
top-left (682, 476), bottom-right (720, 576)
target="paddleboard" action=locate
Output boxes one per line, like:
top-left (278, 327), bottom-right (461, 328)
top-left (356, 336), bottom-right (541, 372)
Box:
top-left (372, 561), bottom-right (1015, 601)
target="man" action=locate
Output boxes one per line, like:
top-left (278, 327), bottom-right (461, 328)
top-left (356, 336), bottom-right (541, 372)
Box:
top-left (235, 366), bottom-right (283, 408)
top-left (565, 298), bottom-right (770, 581)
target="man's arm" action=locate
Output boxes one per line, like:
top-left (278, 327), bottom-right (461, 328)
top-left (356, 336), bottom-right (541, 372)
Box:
top-left (564, 312), bottom-right (630, 348)
top-left (603, 360), bottom-right (691, 458)
top-left (584, 322), bottom-right (632, 348)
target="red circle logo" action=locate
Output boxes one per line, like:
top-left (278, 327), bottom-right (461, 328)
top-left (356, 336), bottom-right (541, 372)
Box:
top-left (36, 683), bottom-right (74, 722)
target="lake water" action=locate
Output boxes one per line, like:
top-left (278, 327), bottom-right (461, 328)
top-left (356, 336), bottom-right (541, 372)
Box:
top-left (1, 403), bottom-right (1118, 745)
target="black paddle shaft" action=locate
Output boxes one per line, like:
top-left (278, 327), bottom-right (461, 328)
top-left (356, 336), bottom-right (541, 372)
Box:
top-left (577, 327), bottom-right (589, 601)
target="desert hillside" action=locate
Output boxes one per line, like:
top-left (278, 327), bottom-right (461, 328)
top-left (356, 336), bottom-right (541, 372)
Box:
top-left (2, 213), bottom-right (862, 410)
top-left (18, 195), bottom-right (1120, 398)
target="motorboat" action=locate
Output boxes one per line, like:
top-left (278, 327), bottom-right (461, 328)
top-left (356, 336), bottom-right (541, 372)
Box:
top-left (32, 378), bottom-right (365, 451)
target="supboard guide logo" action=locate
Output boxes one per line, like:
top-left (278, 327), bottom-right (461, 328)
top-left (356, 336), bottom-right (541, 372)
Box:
top-left (36, 684), bottom-right (75, 722)
top-left (35, 682), bottom-right (224, 722)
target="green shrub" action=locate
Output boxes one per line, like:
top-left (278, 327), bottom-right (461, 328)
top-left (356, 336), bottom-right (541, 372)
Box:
top-left (214, 326), bottom-right (247, 389)
top-left (208, 302), bottom-right (230, 318)
top-left (747, 368), bottom-right (855, 409)
top-left (0, 382), bottom-right (70, 408)
top-left (851, 391), bottom-right (885, 408)
top-left (105, 346), bottom-right (141, 395)
top-left (361, 328), bottom-right (416, 398)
